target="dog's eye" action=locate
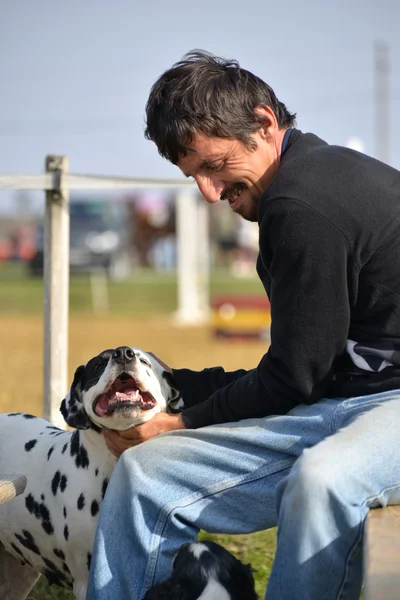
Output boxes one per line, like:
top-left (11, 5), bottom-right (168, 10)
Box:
top-left (139, 358), bottom-right (151, 368)
top-left (94, 358), bottom-right (107, 370)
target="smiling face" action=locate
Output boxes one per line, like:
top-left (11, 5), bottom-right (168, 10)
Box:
top-left (177, 107), bottom-right (286, 222)
top-left (60, 347), bottom-right (180, 431)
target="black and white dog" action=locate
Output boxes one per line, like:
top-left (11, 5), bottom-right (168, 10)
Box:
top-left (0, 346), bottom-right (182, 600)
top-left (144, 541), bottom-right (258, 600)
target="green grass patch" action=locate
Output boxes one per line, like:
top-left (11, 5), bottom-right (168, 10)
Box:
top-left (0, 263), bottom-right (265, 316)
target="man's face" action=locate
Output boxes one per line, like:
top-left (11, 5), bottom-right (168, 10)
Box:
top-left (177, 114), bottom-right (284, 221)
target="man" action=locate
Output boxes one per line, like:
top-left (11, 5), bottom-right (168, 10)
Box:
top-left (86, 51), bottom-right (400, 600)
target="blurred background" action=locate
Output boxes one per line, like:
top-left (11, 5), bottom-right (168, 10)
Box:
top-left (0, 1), bottom-right (399, 597)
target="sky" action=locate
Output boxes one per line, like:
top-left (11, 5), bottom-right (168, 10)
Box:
top-left (1, 0), bottom-right (399, 213)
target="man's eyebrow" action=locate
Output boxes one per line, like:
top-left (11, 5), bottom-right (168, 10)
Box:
top-left (182, 158), bottom-right (225, 179)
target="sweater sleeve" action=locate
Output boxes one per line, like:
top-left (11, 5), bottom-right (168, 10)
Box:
top-left (172, 367), bottom-right (249, 408)
top-left (179, 200), bottom-right (353, 429)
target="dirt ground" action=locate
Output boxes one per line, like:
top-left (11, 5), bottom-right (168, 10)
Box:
top-left (0, 314), bottom-right (267, 416)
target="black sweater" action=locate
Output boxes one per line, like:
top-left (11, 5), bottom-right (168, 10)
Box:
top-left (173, 129), bottom-right (400, 429)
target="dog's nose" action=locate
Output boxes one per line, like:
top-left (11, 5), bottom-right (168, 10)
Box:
top-left (112, 346), bottom-right (136, 364)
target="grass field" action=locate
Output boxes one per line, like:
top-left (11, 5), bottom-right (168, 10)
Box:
top-left (0, 264), bottom-right (276, 598)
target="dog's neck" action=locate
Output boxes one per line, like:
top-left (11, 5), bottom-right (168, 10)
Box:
top-left (79, 427), bottom-right (118, 472)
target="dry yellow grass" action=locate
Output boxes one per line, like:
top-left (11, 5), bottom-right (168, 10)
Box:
top-left (0, 314), bottom-right (266, 416)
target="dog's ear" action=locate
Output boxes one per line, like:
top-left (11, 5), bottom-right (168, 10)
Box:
top-left (163, 371), bottom-right (184, 413)
top-left (60, 365), bottom-right (93, 430)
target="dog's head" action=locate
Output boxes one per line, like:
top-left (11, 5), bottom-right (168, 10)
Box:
top-left (60, 346), bottom-right (182, 431)
top-left (143, 540), bottom-right (258, 600)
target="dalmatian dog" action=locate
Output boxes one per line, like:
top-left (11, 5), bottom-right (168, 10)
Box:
top-left (0, 346), bottom-right (182, 600)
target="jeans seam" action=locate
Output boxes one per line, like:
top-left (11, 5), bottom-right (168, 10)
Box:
top-left (336, 508), bottom-right (366, 600)
top-left (140, 457), bottom-right (295, 595)
top-left (364, 483), bottom-right (400, 508)
top-left (329, 400), bottom-right (347, 434)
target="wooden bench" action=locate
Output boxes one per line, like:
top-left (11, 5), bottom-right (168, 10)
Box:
top-left (0, 475), bottom-right (27, 505)
top-left (364, 506), bottom-right (400, 599)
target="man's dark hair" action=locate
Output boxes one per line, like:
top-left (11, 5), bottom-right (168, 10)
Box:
top-left (145, 50), bottom-right (296, 164)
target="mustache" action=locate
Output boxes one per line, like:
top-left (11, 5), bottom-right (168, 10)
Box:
top-left (220, 182), bottom-right (245, 201)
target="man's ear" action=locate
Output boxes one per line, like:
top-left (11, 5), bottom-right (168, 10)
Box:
top-left (60, 365), bottom-right (93, 430)
top-left (254, 105), bottom-right (278, 141)
top-left (162, 371), bottom-right (184, 412)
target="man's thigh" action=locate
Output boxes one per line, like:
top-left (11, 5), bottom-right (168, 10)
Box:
top-left (296, 390), bottom-right (400, 506)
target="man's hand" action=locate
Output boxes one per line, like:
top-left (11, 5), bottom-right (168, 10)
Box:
top-left (103, 412), bottom-right (186, 458)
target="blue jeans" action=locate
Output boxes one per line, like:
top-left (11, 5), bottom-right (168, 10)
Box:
top-left (86, 390), bottom-right (400, 600)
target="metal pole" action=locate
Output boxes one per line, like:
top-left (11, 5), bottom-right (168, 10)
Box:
top-left (196, 198), bottom-right (210, 315)
top-left (174, 190), bottom-right (209, 324)
top-left (374, 41), bottom-right (390, 165)
top-left (43, 155), bottom-right (70, 427)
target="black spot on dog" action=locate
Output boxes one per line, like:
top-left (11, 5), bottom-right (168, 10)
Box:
top-left (101, 478), bottom-right (109, 499)
top-left (63, 506), bottom-right (67, 519)
top-left (53, 548), bottom-right (66, 561)
top-left (11, 543), bottom-right (24, 558)
top-left (95, 468), bottom-right (99, 477)
top-left (41, 494), bottom-right (45, 501)
top-left (25, 493), bottom-right (54, 535)
top-left (43, 557), bottom-right (58, 571)
top-left (42, 520), bottom-right (54, 535)
top-left (63, 562), bottom-right (70, 573)
top-left (87, 552), bottom-right (92, 571)
top-left (15, 530), bottom-right (41, 555)
top-left (23, 414), bottom-right (37, 419)
top-left (62, 442), bottom-right (68, 454)
top-left (25, 494), bottom-right (36, 516)
top-left (10, 543), bottom-right (33, 567)
top-left (70, 430), bottom-right (89, 469)
top-left (8, 412), bottom-right (22, 416)
top-left (24, 439), bottom-right (37, 452)
top-left (42, 556), bottom-right (72, 589)
top-left (91, 500), bottom-right (99, 517)
top-left (64, 524), bottom-right (69, 541)
top-left (77, 493), bottom-right (85, 510)
top-left (46, 425), bottom-right (61, 431)
top-left (60, 474), bottom-right (67, 492)
top-left (47, 446), bottom-right (55, 460)
top-left (51, 471), bottom-right (61, 496)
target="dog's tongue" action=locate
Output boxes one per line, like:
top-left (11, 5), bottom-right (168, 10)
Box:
top-left (95, 388), bottom-right (141, 416)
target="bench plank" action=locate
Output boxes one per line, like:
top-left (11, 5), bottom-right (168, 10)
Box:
top-left (0, 475), bottom-right (27, 504)
top-left (364, 506), bottom-right (400, 600)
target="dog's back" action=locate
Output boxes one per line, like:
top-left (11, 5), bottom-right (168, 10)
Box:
top-left (144, 540), bottom-right (258, 600)
top-left (0, 412), bottom-right (111, 597)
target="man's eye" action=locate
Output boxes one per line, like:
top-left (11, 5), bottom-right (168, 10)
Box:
top-left (207, 162), bottom-right (225, 173)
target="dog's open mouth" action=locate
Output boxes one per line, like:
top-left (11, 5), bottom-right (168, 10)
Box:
top-left (93, 374), bottom-right (157, 417)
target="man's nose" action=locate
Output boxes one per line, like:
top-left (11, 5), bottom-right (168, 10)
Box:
top-left (194, 175), bottom-right (225, 204)
top-left (112, 346), bottom-right (136, 365)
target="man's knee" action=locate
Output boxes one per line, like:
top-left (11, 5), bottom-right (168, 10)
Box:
top-left (276, 447), bottom-right (343, 514)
